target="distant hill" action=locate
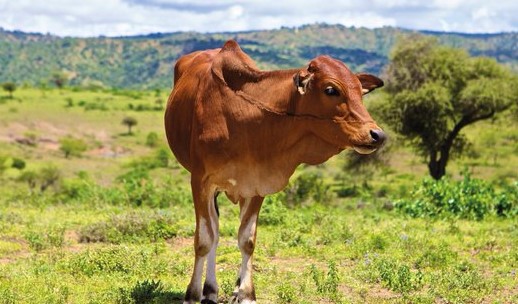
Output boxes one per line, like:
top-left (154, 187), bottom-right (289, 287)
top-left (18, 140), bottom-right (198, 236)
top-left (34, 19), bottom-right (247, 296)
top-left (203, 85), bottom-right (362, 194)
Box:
top-left (1, 24), bottom-right (517, 89)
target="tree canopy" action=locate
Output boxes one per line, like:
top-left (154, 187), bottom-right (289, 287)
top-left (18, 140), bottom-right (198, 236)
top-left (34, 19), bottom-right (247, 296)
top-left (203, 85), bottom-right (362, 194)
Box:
top-left (382, 36), bottom-right (517, 179)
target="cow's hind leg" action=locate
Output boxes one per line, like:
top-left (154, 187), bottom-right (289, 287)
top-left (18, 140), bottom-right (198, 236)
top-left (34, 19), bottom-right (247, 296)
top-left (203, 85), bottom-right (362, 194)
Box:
top-left (202, 192), bottom-right (220, 304)
top-left (184, 179), bottom-right (219, 304)
top-left (230, 196), bottom-right (264, 303)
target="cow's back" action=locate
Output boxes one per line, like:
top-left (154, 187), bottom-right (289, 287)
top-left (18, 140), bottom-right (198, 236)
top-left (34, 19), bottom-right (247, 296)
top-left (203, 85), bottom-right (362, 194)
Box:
top-left (164, 49), bottom-right (220, 172)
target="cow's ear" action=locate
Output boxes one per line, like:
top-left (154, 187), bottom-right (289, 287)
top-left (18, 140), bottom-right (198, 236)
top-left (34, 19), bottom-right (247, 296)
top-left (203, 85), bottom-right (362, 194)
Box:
top-left (357, 73), bottom-right (384, 95)
top-left (293, 70), bottom-right (313, 95)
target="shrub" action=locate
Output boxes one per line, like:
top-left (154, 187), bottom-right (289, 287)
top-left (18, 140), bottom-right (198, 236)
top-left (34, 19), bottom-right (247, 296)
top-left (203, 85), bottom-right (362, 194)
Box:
top-left (17, 164), bottom-right (61, 192)
top-left (310, 261), bottom-right (340, 298)
top-left (11, 157), bottom-right (26, 170)
top-left (145, 132), bottom-right (159, 147)
top-left (118, 280), bottom-right (179, 304)
top-left (78, 211), bottom-right (177, 243)
top-left (83, 101), bottom-right (108, 111)
top-left (276, 282), bottom-right (297, 303)
top-left (284, 172), bottom-right (332, 205)
top-left (66, 246), bottom-right (134, 276)
top-left (395, 172), bottom-right (516, 220)
top-left (59, 136), bottom-right (88, 158)
top-left (24, 225), bottom-right (65, 251)
top-left (260, 194), bottom-right (287, 226)
top-left (38, 164), bottom-right (61, 192)
top-left (364, 257), bottom-right (423, 293)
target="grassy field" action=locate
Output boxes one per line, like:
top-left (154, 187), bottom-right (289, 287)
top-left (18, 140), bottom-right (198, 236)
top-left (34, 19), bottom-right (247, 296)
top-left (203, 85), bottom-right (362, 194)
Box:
top-left (0, 88), bottom-right (517, 303)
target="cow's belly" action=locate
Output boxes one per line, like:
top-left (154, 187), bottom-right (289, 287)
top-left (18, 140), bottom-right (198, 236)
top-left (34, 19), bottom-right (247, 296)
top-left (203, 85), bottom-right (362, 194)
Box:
top-left (210, 162), bottom-right (293, 201)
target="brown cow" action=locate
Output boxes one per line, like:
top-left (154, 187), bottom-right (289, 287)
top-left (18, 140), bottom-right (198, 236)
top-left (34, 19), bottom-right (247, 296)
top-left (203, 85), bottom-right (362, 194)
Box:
top-left (165, 40), bottom-right (385, 304)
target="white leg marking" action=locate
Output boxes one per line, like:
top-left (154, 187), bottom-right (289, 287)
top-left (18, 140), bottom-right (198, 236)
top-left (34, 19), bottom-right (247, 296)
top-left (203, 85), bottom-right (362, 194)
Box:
top-left (236, 198), bottom-right (260, 299)
top-left (202, 194), bottom-right (219, 302)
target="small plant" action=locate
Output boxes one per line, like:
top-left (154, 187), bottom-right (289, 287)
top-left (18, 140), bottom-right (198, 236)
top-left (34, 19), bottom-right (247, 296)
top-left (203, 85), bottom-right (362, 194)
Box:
top-left (130, 280), bottom-right (164, 304)
top-left (276, 282), bottom-right (297, 303)
top-left (24, 231), bottom-right (46, 251)
top-left (310, 261), bottom-right (340, 298)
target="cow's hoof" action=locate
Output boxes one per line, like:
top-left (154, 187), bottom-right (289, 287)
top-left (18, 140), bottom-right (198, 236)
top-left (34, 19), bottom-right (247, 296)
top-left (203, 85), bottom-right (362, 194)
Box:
top-left (201, 300), bottom-right (218, 304)
top-left (228, 295), bottom-right (255, 304)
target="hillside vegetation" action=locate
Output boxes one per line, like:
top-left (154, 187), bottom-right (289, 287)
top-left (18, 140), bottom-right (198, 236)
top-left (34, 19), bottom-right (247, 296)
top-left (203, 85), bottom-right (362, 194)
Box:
top-left (1, 24), bottom-right (518, 89)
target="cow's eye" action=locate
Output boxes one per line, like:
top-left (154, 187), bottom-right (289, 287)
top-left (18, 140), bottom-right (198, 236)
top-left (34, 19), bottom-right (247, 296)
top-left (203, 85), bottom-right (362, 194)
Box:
top-left (324, 86), bottom-right (339, 96)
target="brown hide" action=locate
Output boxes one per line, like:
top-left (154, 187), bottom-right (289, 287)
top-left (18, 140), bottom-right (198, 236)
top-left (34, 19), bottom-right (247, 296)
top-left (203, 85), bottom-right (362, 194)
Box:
top-left (165, 40), bottom-right (384, 201)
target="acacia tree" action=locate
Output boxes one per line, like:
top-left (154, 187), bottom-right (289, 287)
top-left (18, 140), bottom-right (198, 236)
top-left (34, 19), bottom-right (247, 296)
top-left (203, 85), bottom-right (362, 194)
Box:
top-left (122, 116), bottom-right (138, 135)
top-left (2, 82), bottom-right (16, 98)
top-left (382, 36), bottom-right (517, 180)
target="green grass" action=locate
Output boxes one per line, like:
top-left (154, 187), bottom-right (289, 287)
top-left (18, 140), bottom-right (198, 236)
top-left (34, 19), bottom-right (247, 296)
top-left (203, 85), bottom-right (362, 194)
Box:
top-left (0, 88), bottom-right (517, 303)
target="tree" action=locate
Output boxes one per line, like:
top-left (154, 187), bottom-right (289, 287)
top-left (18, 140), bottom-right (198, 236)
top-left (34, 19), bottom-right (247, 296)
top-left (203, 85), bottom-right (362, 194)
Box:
top-left (2, 82), bottom-right (16, 98)
top-left (122, 116), bottom-right (138, 135)
top-left (382, 36), bottom-right (517, 179)
top-left (59, 136), bottom-right (87, 158)
top-left (51, 71), bottom-right (68, 89)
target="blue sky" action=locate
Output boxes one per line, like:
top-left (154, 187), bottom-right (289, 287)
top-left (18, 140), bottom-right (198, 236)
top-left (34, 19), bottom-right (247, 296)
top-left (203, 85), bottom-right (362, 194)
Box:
top-left (0, 0), bottom-right (517, 37)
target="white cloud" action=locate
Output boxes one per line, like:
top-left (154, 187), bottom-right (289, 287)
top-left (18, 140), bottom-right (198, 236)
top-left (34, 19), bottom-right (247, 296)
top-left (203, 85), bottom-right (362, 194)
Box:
top-left (0, 0), bottom-right (516, 37)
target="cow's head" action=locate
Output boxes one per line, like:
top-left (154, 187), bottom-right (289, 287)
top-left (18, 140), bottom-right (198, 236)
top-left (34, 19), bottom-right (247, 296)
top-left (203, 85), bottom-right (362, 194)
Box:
top-left (293, 56), bottom-right (386, 154)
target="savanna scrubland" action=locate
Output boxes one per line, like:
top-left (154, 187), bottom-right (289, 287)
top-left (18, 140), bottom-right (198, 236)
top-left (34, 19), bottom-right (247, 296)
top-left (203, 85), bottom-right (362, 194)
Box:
top-left (0, 28), bottom-right (517, 303)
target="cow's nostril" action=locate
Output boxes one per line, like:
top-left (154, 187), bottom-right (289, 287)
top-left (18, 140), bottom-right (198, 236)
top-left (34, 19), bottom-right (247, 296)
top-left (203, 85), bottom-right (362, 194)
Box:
top-left (370, 129), bottom-right (386, 145)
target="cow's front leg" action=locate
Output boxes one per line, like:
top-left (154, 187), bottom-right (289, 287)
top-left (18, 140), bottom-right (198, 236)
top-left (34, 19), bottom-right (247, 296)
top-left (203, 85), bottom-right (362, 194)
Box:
top-left (184, 178), bottom-right (219, 304)
top-left (230, 196), bottom-right (264, 304)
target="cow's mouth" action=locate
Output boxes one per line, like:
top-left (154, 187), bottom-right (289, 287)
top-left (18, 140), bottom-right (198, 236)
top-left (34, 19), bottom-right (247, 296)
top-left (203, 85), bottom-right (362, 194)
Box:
top-left (353, 145), bottom-right (378, 155)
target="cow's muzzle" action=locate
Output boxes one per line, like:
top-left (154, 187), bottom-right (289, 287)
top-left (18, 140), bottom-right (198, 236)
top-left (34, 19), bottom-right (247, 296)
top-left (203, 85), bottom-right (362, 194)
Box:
top-left (353, 129), bottom-right (386, 154)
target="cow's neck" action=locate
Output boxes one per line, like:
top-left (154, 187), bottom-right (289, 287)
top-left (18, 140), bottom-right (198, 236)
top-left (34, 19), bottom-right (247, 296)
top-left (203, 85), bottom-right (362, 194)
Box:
top-left (236, 69), bottom-right (299, 115)
top-left (236, 69), bottom-right (343, 170)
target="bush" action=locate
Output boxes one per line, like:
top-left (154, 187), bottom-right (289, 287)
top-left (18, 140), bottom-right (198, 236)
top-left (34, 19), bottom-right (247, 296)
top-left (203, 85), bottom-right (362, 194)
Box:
top-left (78, 211), bottom-right (178, 243)
top-left (17, 164), bottom-right (61, 192)
top-left (260, 194), bottom-right (287, 226)
top-left (360, 256), bottom-right (423, 293)
top-left (59, 136), bottom-right (88, 158)
top-left (284, 172), bottom-right (332, 205)
top-left (24, 225), bottom-right (65, 251)
top-left (145, 132), bottom-right (159, 147)
top-left (118, 280), bottom-right (179, 304)
top-left (395, 172), bottom-right (517, 220)
top-left (11, 157), bottom-right (26, 170)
